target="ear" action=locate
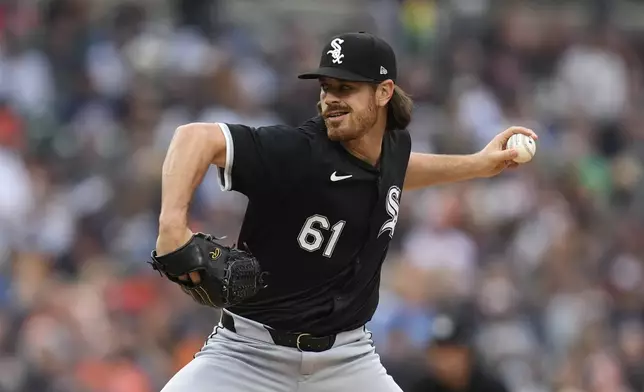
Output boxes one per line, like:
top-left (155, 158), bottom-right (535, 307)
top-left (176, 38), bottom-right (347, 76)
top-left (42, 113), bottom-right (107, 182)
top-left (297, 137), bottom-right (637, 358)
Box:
top-left (375, 80), bottom-right (395, 108)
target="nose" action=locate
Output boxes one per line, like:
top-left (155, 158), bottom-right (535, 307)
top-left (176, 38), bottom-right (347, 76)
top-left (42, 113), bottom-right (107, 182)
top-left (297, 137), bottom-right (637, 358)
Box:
top-left (322, 90), bottom-right (341, 106)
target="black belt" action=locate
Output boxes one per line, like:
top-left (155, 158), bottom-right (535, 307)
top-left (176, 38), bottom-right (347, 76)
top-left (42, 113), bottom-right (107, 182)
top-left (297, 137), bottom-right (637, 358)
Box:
top-left (221, 312), bottom-right (336, 352)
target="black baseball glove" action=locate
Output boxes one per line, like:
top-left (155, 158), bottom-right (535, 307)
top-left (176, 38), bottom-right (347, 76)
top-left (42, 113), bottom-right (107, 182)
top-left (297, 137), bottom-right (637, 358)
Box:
top-left (149, 233), bottom-right (267, 308)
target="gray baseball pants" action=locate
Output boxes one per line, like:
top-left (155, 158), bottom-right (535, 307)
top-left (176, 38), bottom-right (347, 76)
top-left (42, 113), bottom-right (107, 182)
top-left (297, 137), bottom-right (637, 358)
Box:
top-left (160, 310), bottom-right (403, 392)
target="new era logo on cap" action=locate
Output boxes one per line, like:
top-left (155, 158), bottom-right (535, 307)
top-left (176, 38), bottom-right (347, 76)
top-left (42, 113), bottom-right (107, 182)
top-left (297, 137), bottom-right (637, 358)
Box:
top-left (298, 32), bottom-right (397, 83)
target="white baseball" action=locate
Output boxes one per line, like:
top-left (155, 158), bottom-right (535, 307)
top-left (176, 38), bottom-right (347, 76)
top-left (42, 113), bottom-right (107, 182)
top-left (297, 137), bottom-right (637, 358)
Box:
top-left (506, 133), bottom-right (536, 163)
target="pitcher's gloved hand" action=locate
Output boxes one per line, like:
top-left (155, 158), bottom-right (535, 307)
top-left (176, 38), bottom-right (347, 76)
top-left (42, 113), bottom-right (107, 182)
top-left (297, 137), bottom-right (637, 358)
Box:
top-left (149, 232), bottom-right (268, 307)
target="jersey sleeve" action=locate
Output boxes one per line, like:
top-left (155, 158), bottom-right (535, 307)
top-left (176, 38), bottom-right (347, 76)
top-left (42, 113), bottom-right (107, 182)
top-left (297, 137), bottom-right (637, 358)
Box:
top-left (216, 122), bottom-right (314, 198)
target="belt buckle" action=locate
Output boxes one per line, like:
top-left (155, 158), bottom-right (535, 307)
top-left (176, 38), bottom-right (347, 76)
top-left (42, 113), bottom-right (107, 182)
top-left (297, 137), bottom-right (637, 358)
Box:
top-left (296, 333), bottom-right (311, 351)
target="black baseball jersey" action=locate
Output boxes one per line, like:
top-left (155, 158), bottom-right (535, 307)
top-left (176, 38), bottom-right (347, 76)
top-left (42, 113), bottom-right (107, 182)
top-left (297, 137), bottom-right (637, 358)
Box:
top-left (217, 116), bottom-right (411, 335)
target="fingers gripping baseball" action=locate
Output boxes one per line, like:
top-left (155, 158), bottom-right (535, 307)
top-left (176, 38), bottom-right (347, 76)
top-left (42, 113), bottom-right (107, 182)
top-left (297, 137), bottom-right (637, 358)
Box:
top-left (476, 126), bottom-right (537, 178)
top-left (493, 147), bottom-right (519, 162)
top-left (496, 126), bottom-right (537, 147)
top-left (487, 126), bottom-right (537, 161)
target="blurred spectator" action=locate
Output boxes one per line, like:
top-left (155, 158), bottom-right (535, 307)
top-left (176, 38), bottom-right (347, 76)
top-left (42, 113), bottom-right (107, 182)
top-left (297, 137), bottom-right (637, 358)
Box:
top-left (406, 308), bottom-right (510, 392)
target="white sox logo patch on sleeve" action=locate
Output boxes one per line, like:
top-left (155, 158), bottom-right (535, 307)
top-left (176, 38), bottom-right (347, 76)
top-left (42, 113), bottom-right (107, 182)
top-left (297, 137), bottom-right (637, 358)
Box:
top-left (327, 38), bottom-right (345, 64)
top-left (378, 186), bottom-right (401, 238)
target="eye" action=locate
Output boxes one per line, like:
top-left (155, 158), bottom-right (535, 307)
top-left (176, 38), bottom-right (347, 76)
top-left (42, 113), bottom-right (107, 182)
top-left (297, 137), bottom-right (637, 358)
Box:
top-left (320, 84), bottom-right (329, 92)
top-left (341, 85), bottom-right (352, 91)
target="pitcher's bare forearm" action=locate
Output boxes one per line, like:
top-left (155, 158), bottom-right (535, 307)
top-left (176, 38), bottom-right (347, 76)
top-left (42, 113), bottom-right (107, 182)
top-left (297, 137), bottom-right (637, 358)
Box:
top-left (404, 126), bottom-right (537, 190)
top-left (404, 152), bottom-right (483, 190)
top-left (159, 123), bottom-right (227, 228)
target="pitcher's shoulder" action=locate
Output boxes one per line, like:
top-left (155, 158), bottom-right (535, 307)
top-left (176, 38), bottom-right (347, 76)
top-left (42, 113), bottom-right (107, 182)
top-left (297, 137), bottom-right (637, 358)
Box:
top-left (296, 116), bottom-right (327, 138)
top-left (254, 116), bottom-right (325, 141)
top-left (387, 128), bottom-right (412, 156)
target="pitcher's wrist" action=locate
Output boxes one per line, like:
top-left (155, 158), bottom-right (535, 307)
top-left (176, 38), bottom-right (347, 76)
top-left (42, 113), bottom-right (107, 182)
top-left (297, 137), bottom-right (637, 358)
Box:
top-left (158, 210), bottom-right (188, 232)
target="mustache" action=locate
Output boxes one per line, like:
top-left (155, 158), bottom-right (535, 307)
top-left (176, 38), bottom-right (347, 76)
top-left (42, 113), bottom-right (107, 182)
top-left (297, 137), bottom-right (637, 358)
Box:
top-left (322, 105), bottom-right (351, 117)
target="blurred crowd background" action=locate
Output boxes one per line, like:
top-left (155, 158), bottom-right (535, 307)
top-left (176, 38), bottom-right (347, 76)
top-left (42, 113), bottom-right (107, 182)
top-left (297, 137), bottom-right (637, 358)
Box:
top-left (2, 0), bottom-right (644, 391)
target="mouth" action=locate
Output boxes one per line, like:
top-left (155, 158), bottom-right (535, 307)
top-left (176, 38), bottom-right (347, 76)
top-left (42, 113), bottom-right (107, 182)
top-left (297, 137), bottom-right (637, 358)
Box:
top-left (324, 111), bottom-right (349, 121)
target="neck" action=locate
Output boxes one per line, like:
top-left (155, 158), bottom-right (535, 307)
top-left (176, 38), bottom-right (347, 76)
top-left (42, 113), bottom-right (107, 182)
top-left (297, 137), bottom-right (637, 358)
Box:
top-left (342, 123), bottom-right (386, 166)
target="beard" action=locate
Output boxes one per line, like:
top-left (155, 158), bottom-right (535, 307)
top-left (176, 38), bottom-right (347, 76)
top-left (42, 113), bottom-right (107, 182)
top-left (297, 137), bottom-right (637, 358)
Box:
top-left (323, 99), bottom-right (378, 141)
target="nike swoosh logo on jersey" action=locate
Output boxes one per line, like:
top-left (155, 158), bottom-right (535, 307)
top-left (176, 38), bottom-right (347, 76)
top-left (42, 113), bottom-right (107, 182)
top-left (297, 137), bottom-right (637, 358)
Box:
top-left (330, 171), bottom-right (352, 181)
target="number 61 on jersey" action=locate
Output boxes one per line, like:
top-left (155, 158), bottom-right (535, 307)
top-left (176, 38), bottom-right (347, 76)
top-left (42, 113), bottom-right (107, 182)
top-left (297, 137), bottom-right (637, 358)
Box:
top-left (297, 215), bottom-right (346, 258)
